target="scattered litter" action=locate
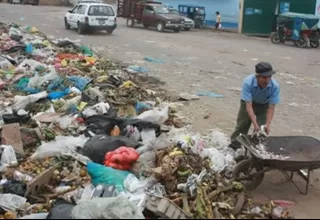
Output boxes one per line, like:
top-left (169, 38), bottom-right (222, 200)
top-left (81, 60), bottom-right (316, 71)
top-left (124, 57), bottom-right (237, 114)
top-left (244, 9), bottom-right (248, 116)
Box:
top-left (126, 65), bottom-right (148, 73)
top-left (144, 57), bottom-right (164, 64)
top-left (196, 91), bottom-right (224, 98)
top-left (0, 22), bottom-right (294, 220)
top-left (288, 102), bottom-right (299, 107)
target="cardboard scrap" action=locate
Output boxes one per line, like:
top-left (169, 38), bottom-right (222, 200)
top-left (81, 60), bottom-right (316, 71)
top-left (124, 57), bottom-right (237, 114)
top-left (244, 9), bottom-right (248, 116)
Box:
top-left (1, 123), bottom-right (24, 155)
top-left (34, 113), bottom-right (64, 123)
top-left (25, 167), bottom-right (55, 197)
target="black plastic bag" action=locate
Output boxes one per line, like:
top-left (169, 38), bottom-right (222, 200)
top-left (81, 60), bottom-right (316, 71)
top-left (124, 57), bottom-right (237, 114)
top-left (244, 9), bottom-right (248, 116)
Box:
top-left (80, 135), bottom-right (141, 164)
top-left (3, 180), bottom-right (27, 197)
top-left (84, 116), bottom-right (161, 137)
top-left (46, 198), bottom-right (76, 219)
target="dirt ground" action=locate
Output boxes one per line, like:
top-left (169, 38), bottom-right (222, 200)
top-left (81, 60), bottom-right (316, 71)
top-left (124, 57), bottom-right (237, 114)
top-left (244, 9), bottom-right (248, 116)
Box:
top-left (1, 4), bottom-right (320, 218)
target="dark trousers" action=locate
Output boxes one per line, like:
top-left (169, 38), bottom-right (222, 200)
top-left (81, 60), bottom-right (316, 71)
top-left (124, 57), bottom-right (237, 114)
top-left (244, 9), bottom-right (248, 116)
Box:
top-left (230, 100), bottom-right (268, 149)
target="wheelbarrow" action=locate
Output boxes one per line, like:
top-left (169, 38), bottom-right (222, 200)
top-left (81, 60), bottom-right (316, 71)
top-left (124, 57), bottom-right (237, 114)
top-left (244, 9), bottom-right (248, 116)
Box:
top-left (233, 134), bottom-right (320, 194)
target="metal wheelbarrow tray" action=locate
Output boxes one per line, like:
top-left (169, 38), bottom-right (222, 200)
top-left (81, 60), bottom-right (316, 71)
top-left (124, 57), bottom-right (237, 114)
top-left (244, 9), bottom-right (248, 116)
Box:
top-left (233, 135), bottom-right (320, 194)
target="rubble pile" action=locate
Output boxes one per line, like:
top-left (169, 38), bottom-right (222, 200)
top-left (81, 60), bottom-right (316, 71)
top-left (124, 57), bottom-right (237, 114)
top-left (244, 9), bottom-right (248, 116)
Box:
top-left (0, 22), bottom-right (293, 219)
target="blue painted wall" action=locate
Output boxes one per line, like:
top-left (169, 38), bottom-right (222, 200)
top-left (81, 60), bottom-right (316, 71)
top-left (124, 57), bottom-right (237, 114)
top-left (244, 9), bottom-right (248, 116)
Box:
top-left (159, 0), bottom-right (239, 29)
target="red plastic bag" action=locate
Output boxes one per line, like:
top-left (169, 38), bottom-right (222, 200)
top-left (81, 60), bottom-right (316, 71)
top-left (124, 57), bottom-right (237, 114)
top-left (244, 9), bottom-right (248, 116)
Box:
top-left (104, 147), bottom-right (139, 170)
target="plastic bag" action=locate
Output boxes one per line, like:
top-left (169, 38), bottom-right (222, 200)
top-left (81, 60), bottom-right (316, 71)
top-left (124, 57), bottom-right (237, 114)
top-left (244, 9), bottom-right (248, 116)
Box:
top-left (12, 91), bottom-right (48, 111)
top-left (17, 59), bottom-right (47, 73)
top-left (136, 104), bottom-right (169, 125)
top-left (124, 174), bottom-right (156, 193)
top-left (200, 148), bottom-right (227, 172)
top-left (46, 198), bottom-right (75, 219)
top-left (71, 196), bottom-right (144, 219)
top-left (19, 213), bottom-right (49, 219)
top-left (48, 88), bottom-right (70, 100)
top-left (82, 102), bottom-right (110, 117)
top-left (1, 145), bottom-right (18, 166)
top-left (30, 135), bottom-right (88, 160)
top-left (0, 193), bottom-right (27, 212)
top-left (140, 129), bottom-right (156, 145)
top-left (81, 135), bottom-right (141, 164)
top-left (36, 65), bottom-right (59, 88)
top-left (104, 147), bottom-right (139, 170)
top-left (87, 162), bottom-right (130, 192)
top-left (68, 76), bottom-right (91, 91)
top-left (3, 179), bottom-right (27, 197)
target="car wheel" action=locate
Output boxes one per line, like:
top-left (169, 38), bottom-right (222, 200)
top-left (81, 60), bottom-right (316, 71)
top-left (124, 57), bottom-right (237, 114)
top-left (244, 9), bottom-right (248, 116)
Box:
top-left (156, 22), bottom-right (164, 32)
top-left (173, 27), bottom-right (180, 33)
top-left (127, 18), bottom-right (135, 27)
top-left (106, 30), bottom-right (113, 35)
top-left (77, 22), bottom-right (84, 34)
top-left (143, 23), bottom-right (149, 28)
top-left (64, 18), bottom-right (70, 30)
top-left (184, 28), bottom-right (191, 31)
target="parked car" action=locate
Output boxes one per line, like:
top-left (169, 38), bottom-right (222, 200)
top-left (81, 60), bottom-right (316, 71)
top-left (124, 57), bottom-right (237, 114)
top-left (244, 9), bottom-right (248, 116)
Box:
top-left (8, 0), bottom-right (39, 5)
top-left (167, 8), bottom-right (194, 31)
top-left (64, 1), bottom-right (117, 35)
top-left (117, 0), bottom-right (184, 33)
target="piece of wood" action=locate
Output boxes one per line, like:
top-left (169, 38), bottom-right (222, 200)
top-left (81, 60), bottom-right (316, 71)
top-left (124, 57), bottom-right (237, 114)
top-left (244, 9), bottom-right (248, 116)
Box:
top-left (1, 123), bottom-right (24, 155)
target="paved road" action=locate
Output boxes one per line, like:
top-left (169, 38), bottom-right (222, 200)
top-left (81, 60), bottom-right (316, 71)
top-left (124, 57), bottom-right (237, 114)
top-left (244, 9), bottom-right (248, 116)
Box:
top-left (1, 4), bottom-right (320, 218)
top-left (1, 4), bottom-right (320, 137)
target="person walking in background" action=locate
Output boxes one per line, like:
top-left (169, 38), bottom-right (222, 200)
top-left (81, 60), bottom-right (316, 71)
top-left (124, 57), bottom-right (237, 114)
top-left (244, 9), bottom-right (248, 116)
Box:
top-left (215, 11), bottom-right (221, 31)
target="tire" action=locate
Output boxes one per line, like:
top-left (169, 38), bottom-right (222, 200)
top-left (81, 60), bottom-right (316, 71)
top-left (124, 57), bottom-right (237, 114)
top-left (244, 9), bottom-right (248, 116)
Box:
top-left (270, 32), bottom-right (281, 44)
top-left (64, 18), bottom-right (70, 30)
top-left (143, 23), bottom-right (149, 28)
top-left (233, 159), bottom-right (264, 191)
top-left (156, 22), bottom-right (164, 32)
top-left (77, 22), bottom-right (84, 34)
top-left (310, 36), bottom-right (319, 48)
top-left (173, 27), bottom-right (180, 33)
top-left (127, 18), bottom-right (135, 27)
top-left (106, 30), bottom-right (113, 35)
top-left (294, 35), bottom-right (308, 48)
top-left (184, 27), bottom-right (191, 31)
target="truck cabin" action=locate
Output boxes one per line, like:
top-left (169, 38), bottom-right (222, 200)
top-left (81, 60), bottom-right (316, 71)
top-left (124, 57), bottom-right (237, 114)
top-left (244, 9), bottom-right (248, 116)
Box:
top-left (143, 3), bottom-right (169, 16)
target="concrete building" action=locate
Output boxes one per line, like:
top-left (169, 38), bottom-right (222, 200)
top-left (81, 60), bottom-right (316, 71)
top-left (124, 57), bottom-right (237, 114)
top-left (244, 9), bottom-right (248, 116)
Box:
top-left (159, 0), bottom-right (240, 29)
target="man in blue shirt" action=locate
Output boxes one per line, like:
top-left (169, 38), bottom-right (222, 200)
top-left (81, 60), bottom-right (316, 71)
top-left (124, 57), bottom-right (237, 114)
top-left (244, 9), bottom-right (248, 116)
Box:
top-left (229, 62), bottom-right (280, 150)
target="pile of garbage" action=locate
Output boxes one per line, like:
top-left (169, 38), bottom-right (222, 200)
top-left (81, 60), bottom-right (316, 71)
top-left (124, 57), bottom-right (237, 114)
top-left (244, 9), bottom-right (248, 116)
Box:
top-left (0, 22), bottom-right (293, 219)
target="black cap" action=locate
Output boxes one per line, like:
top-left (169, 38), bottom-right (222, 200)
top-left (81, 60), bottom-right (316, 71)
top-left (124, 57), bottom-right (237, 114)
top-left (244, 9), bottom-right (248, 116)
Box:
top-left (255, 62), bottom-right (276, 76)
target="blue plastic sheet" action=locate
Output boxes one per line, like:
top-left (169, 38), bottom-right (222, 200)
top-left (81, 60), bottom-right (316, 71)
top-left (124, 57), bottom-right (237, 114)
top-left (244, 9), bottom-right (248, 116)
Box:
top-left (48, 88), bottom-right (70, 100)
top-left (196, 91), bottom-right (224, 98)
top-left (68, 76), bottom-right (91, 91)
top-left (144, 57), bottom-right (164, 64)
top-left (25, 44), bottom-right (33, 54)
top-left (87, 162), bottom-right (130, 192)
top-left (47, 78), bottom-right (66, 92)
top-left (135, 102), bottom-right (152, 114)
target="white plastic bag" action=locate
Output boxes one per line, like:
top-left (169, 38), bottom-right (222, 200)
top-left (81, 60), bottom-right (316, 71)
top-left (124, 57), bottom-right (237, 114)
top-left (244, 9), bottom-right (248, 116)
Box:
top-left (30, 135), bottom-right (88, 159)
top-left (12, 91), bottom-right (48, 111)
top-left (37, 65), bottom-right (59, 88)
top-left (17, 59), bottom-right (47, 73)
top-left (200, 148), bottom-right (227, 172)
top-left (82, 102), bottom-right (110, 117)
top-left (124, 174), bottom-right (156, 193)
top-left (1, 145), bottom-right (18, 166)
top-left (140, 129), bottom-right (156, 145)
top-left (19, 213), bottom-right (49, 219)
top-left (71, 196), bottom-right (145, 219)
top-left (0, 194), bottom-right (27, 212)
top-left (136, 104), bottom-right (169, 125)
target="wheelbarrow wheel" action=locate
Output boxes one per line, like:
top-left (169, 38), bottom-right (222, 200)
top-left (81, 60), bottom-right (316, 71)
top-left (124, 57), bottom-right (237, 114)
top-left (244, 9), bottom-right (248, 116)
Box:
top-left (233, 159), bottom-right (264, 190)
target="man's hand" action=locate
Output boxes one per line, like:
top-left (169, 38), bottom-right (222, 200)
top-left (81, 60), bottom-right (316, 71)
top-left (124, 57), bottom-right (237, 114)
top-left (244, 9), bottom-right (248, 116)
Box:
top-left (265, 125), bottom-right (271, 135)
